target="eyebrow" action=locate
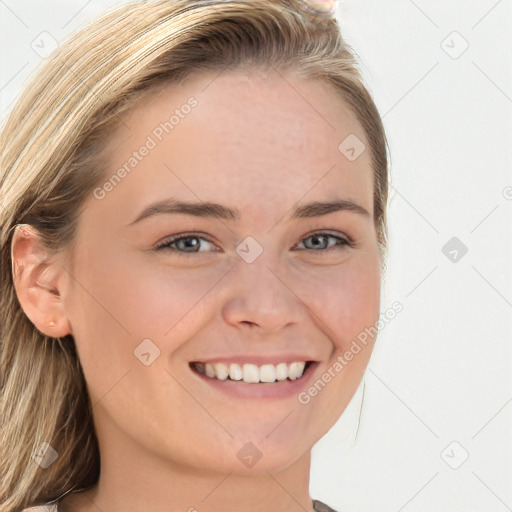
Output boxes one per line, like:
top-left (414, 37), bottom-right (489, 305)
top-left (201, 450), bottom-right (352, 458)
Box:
top-left (128, 197), bottom-right (371, 226)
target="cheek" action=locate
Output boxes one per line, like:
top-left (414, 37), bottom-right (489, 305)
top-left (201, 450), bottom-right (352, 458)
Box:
top-left (297, 256), bottom-right (381, 351)
top-left (67, 246), bottom-right (209, 436)
top-left (69, 248), bottom-right (231, 390)
top-left (75, 243), bottom-right (223, 335)
top-left (339, 262), bottom-right (381, 343)
top-left (114, 259), bottom-right (231, 338)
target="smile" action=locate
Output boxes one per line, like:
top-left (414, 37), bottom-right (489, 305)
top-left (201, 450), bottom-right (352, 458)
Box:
top-left (190, 360), bottom-right (314, 384)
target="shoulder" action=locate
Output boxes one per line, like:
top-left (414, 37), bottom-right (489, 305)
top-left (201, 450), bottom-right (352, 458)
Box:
top-left (313, 499), bottom-right (339, 512)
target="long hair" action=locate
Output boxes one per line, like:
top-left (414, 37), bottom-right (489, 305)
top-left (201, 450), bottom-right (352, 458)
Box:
top-left (0, 1), bottom-right (390, 510)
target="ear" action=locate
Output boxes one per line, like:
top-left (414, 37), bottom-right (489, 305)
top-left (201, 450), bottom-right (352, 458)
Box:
top-left (11, 224), bottom-right (72, 338)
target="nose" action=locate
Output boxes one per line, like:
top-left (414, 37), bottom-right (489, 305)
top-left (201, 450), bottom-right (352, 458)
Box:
top-left (221, 251), bottom-right (305, 334)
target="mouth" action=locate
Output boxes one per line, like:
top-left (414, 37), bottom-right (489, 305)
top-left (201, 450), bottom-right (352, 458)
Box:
top-left (189, 360), bottom-right (316, 384)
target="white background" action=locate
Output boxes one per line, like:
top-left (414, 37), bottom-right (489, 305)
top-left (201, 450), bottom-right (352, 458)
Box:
top-left (1, 1), bottom-right (511, 511)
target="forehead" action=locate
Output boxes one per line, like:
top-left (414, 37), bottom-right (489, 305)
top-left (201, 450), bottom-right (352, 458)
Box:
top-left (89, 68), bottom-right (373, 226)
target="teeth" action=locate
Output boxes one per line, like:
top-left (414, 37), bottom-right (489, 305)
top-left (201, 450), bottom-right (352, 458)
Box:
top-left (259, 364), bottom-right (276, 383)
top-left (288, 362), bottom-right (305, 380)
top-left (205, 363), bottom-right (216, 378)
top-left (276, 362), bottom-right (288, 381)
top-left (214, 362), bottom-right (229, 380)
top-left (242, 364), bottom-right (259, 383)
top-left (193, 361), bottom-right (308, 383)
top-left (229, 363), bottom-right (243, 381)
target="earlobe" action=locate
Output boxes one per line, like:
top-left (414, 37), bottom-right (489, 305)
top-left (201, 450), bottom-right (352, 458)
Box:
top-left (11, 224), bottom-right (72, 338)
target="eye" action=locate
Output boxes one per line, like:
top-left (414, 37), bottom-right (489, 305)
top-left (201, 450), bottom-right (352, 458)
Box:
top-left (294, 231), bottom-right (353, 253)
top-left (154, 233), bottom-right (218, 255)
top-left (154, 231), bottom-right (352, 256)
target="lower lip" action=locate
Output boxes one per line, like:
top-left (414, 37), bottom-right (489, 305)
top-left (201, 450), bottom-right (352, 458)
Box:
top-left (189, 362), bottom-right (320, 399)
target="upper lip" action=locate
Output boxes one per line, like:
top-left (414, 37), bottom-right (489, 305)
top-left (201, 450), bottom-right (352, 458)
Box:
top-left (190, 355), bottom-right (319, 366)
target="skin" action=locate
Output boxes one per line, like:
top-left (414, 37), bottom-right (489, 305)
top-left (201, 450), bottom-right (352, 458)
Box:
top-left (12, 67), bottom-right (381, 512)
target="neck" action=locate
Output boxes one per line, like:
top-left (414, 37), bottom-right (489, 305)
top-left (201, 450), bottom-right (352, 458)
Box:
top-left (59, 439), bottom-right (315, 512)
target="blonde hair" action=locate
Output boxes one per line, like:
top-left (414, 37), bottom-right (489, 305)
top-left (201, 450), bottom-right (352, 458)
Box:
top-left (0, 1), bottom-right (390, 510)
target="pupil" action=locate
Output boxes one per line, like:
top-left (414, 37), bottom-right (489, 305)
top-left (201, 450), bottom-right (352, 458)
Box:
top-left (310, 235), bottom-right (326, 250)
top-left (181, 238), bottom-right (198, 251)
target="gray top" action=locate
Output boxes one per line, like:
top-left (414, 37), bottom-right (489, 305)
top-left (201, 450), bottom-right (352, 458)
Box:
top-left (313, 499), bottom-right (338, 512)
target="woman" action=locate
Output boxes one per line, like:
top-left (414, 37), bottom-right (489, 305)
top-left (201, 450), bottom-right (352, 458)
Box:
top-left (0, 1), bottom-right (390, 511)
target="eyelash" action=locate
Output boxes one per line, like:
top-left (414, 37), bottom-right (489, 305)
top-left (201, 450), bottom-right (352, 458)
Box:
top-left (154, 231), bottom-right (354, 256)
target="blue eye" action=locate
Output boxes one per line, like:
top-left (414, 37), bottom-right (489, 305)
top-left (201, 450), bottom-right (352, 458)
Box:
top-left (154, 231), bottom-right (352, 255)
top-left (154, 234), bottom-right (217, 255)
top-left (296, 232), bottom-right (352, 252)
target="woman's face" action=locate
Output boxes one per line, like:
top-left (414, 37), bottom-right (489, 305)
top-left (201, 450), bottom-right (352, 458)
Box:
top-left (63, 68), bottom-right (381, 475)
